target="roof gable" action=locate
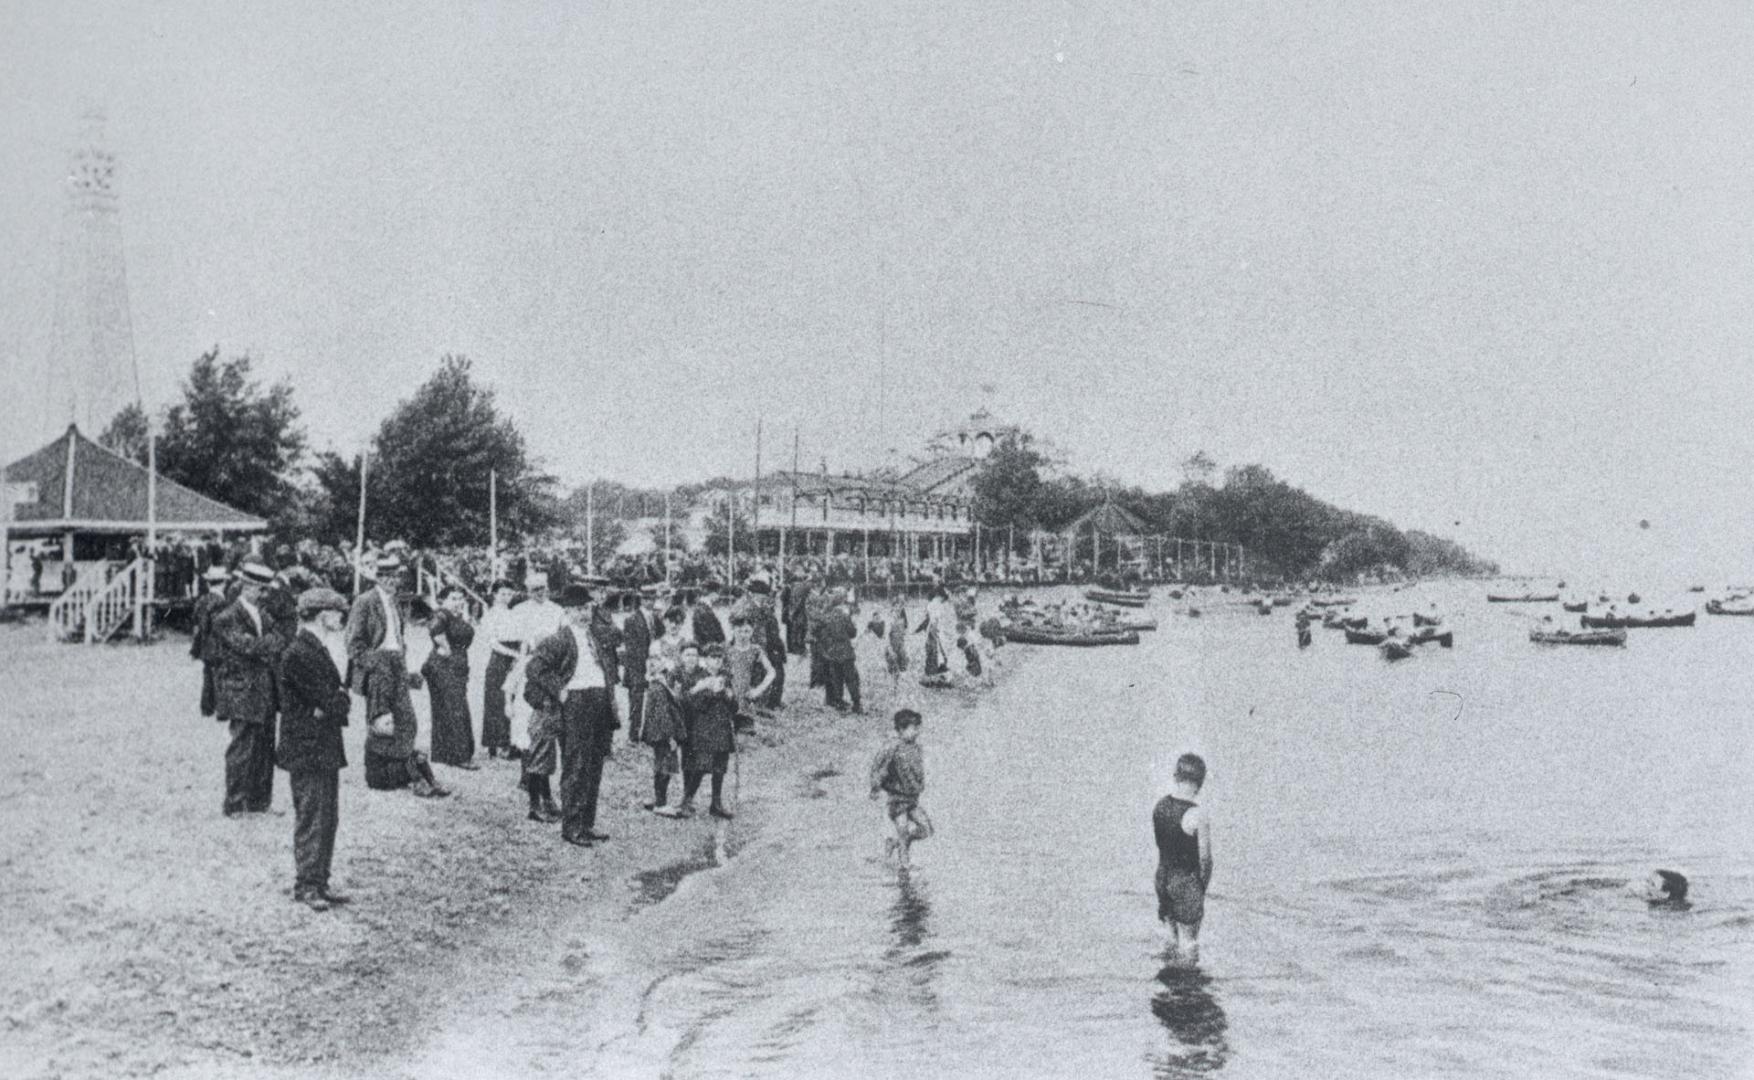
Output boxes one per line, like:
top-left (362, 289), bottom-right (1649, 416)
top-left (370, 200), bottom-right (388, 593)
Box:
top-left (5, 426), bottom-right (267, 531)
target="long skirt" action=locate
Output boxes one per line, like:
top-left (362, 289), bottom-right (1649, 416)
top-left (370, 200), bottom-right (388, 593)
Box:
top-left (425, 655), bottom-right (474, 766)
top-left (481, 651), bottom-right (516, 750)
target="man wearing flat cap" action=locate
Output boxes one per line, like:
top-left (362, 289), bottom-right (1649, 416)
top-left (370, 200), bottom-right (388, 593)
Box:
top-left (212, 561), bottom-right (284, 815)
top-left (347, 553), bottom-right (448, 798)
top-left (524, 584), bottom-right (620, 846)
top-left (277, 588), bottom-right (352, 911)
top-left (190, 565), bottom-right (231, 720)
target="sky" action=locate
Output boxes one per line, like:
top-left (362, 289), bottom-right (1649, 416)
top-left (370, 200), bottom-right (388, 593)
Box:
top-left (3, 1), bottom-right (1752, 581)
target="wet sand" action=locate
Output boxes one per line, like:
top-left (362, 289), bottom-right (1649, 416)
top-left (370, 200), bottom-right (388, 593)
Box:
top-left (0, 621), bottom-right (983, 1079)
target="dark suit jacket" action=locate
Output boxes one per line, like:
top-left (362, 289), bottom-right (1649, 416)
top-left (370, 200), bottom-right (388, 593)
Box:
top-left (276, 630), bottom-right (350, 773)
top-left (523, 626), bottom-right (580, 714)
top-left (691, 602), bottom-right (725, 646)
top-left (190, 591), bottom-right (227, 662)
top-left (212, 601), bottom-right (281, 724)
top-left (818, 608), bottom-right (858, 663)
top-left (344, 586), bottom-right (402, 694)
top-left (620, 608), bottom-right (658, 689)
top-left (591, 608), bottom-right (624, 687)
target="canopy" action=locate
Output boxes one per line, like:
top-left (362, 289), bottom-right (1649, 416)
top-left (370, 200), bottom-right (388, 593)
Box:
top-left (1062, 500), bottom-right (1152, 537)
top-left (4, 425), bottom-right (267, 536)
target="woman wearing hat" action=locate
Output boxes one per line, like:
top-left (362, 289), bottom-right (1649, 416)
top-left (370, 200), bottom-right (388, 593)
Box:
top-left (423, 586), bottom-right (478, 770)
top-left (189, 565), bottom-right (232, 719)
top-left (477, 579), bottom-right (522, 759)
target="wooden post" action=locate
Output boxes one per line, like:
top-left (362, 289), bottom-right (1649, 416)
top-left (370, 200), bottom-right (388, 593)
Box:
top-left (138, 430), bottom-right (158, 640)
top-left (586, 483), bottom-right (596, 576)
top-left (753, 420), bottom-right (763, 560)
top-left (727, 489), bottom-right (735, 585)
top-left (863, 526), bottom-right (870, 585)
top-left (352, 450), bottom-right (369, 596)
top-left (664, 491), bottom-right (673, 588)
top-left (489, 468), bottom-right (499, 577)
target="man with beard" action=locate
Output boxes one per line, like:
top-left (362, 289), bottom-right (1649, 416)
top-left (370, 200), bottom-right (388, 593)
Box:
top-left (276, 587), bottom-right (353, 911)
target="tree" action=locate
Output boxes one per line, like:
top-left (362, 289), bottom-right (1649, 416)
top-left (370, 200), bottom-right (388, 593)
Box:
top-left (158, 349), bottom-right (307, 526)
top-left (98, 403), bottom-right (150, 465)
top-left (971, 431), bottom-right (1046, 551)
top-left (704, 503), bottom-right (755, 557)
top-left (336, 355), bottom-right (560, 549)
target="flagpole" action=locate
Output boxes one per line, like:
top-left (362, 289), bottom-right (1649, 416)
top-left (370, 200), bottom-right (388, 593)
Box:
top-left (753, 419), bottom-right (763, 564)
top-left (352, 449), bottom-right (369, 595)
top-left (489, 468), bottom-right (499, 577)
top-left (586, 482), bottom-right (596, 577)
top-left (664, 491), bottom-right (673, 589)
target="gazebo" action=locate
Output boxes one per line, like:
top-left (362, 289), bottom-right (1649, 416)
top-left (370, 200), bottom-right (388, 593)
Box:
top-left (3, 425), bottom-right (266, 639)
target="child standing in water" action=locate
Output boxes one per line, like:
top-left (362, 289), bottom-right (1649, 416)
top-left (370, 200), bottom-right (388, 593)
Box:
top-left (1153, 753), bottom-right (1214, 964)
top-left (870, 709), bottom-right (932, 866)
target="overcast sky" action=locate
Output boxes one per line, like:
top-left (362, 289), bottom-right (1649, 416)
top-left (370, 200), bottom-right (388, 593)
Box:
top-left (4, 1), bottom-right (1752, 581)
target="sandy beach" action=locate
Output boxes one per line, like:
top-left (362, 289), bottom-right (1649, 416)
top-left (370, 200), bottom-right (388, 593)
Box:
top-left (0, 620), bottom-right (969, 1079)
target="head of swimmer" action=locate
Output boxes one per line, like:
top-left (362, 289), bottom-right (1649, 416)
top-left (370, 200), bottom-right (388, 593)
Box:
top-left (1635, 869), bottom-right (1689, 908)
top-left (1174, 753), bottom-right (1206, 795)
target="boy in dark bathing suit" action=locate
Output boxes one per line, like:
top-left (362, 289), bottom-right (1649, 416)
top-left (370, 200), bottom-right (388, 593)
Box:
top-left (1153, 753), bottom-right (1214, 963)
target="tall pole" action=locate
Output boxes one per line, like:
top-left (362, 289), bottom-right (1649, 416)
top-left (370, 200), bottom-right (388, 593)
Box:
top-left (352, 450), bottom-right (369, 596)
top-left (664, 491), bottom-right (673, 588)
top-left (789, 427), bottom-right (800, 580)
top-left (489, 468), bottom-right (499, 577)
top-left (753, 419), bottom-right (763, 561)
top-left (586, 483), bottom-right (595, 576)
top-left (139, 430), bottom-right (157, 639)
top-left (726, 488), bottom-right (735, 586)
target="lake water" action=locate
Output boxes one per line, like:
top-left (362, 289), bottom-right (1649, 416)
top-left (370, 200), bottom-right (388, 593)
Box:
top-left (519, 582), bottom-right (1754, 1078)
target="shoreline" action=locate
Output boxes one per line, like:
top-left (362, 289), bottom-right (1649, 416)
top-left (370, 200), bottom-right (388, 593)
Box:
top-left (0, 620), bottom-right (1001, 1079)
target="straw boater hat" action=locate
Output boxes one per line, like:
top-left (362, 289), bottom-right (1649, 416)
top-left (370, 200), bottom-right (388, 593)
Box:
top-left (202, 566), bottom-right (230, 583)
top-left (238, 561), bottom-right (275, 586)
top-left (375, 553), bottom-right (405, 574)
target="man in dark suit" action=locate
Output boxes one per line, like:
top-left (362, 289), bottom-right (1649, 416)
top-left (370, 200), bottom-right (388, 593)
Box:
top-left (347, 554), bottom-right (446, 797)
top-left (189, 565), bottom-right (231, 718)
top-left (619, 587), bottom-right (663, 748)
top-left (213, 561), bottom-right (283, 815)
top-left (818, 591), bottom-right (862, 713)
top-left (276, 588), bottom-right (352, 912)
top-left (524, 584), bottom-right (619, 847)
top-left (786, 576), bottom-right (814, 656)
top-left (691, 583), bottom-right (726, 647)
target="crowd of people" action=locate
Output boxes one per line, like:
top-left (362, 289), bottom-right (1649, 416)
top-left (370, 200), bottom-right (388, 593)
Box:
top-left (187, 544), bottom-right (997, 910)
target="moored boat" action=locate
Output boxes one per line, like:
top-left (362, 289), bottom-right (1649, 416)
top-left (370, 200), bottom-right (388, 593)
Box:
top-left (1561, 601), bottom-right (1588, 613)
top-left (1530, 627), bottom-right (1627, 646)
top-left (1704, 600), bottom-right (1754, 617)
top-left (1412, 612), bottom-right (1443, 627)
top-left (1001, 625), bottom-right (1141, 647)
top-left (1344, 628), bottom-right (1389, 645)
top-left (1085, 589), bottom-right (1148, 608)
top-left (1487, 593), bottom-right (1559, 603)
top-left (1579, 611), bottom-right (1696, 629)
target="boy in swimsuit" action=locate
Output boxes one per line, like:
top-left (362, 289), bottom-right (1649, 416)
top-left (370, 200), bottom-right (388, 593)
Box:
top-left (870, 709), bottom-right (932, 866)
top-left (1153, 753), bottom-right (1214, 963)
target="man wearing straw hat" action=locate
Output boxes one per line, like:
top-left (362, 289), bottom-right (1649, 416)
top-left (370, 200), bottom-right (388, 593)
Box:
top-left (524, 584), bottom-right (619, 846)
top-left (212, 561), bottom-right (284, 815)
top-left (347, 553), bottom-right (448, 798)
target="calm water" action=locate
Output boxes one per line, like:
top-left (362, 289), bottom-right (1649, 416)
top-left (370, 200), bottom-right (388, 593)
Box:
top-left (533, 583), bottom-right (1754, 1078)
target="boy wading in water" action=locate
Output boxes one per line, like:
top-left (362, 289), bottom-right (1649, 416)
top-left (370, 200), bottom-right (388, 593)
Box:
top-left (870, 709), bottom-right (932, 866)
top-left (1153, 753), bottom-right (1214, 964)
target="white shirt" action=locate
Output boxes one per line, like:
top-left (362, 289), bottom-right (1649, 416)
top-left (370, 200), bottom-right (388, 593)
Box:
top-left (565, 624), bottom-right (606, 691)
top-left (516, 599), bottom-right (567, 644)
top-left (378, 587), bottom-right (403, 653)
top-left (479, 605), bottom-right (522, 650)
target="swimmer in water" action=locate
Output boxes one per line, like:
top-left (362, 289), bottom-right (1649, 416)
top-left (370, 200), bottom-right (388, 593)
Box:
top-left (1153, 753), bottom-right (1214, 964)
top-left (1635, 869), bottom-right (1690, 908)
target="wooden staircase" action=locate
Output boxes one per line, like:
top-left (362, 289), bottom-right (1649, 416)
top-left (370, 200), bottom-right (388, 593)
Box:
top-left (47, 559), bottom-right (149, 643)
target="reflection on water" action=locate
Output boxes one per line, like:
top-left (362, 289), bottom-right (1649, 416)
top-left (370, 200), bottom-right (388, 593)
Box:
top-left (558, 583), bottom-right (1754, 1079)
top-left (1149, 960), bottom-right (1229, 1076)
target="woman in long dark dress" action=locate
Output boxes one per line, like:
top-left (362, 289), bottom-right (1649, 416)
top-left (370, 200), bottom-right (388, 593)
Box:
top-left (477, 579), bottom-right (521, 759)
top-left (424, 587), bottom-right (478, 769)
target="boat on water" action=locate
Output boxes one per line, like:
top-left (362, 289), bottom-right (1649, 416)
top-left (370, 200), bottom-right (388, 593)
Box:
top-left (1309, 597), bottom-right (1358, 608)
top-left (1001, 625), bottom-right (1140, 647)
top-left (1409, 629), bottom-right (1454, 648)
top-left (1412, 612), bottom-right (1443, 627)
top-left (1487, 594), bottom-right (1560, 603)
top-left (1531, 627), bottom-right (1627, 646)
top-left (1561, 601), bottom-right (1589, 613)
top-left (1271, 596), bottom-right (1295, 607)
top-left (1580, 611), bottom-right (1696, 629)
top-left (1084, 590), bottom-right (1148, 608)
top-left (1704, 600), bottom-right (1754, 617)
top-left (1325, 614), bottom-right (1368, 630)
top-left (1345, 628), bottom-right (1389, 646)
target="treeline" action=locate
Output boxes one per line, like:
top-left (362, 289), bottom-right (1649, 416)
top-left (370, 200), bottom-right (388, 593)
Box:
top-left (971, 433), bottom-right (1496, 581)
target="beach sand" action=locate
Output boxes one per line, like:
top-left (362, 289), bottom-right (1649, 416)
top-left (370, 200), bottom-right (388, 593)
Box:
top-left (0, 620), bottom-right (983, 1079)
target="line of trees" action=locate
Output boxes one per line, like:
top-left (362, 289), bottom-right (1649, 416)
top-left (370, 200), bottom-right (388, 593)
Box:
top-left (970, 432), bottom-right (1495, 581)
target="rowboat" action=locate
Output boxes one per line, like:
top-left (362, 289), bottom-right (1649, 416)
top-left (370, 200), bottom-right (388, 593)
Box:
top-left (1096, 618), bottom-right (1158, 632)
top-left (1001, 625), bottom-right (1140, 647)
top-left (1531, 628), bottom-right (1627, 646)
top-left (1412, 612), bottom-right (1443, 627)
top-left (1704, 600), bottom-right (1754, 617)
top-left (1379, 640), bottom-right (1413, 661)
top-left (1487, 594), bottom-right (1559, 603)
top-left (1409, 629), bottom-right (1454, 648)
top-left (1085, 590), bottom-right (1148, 608)
top-left (1579, 612), bottom-right (1696, 629)
top-left (1309, 597), bottom-right (1358, 607)
top-left (1345, 628), bottom-right (1389, 645)
top-left (1561, 601), bottom-right (1588, 613)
